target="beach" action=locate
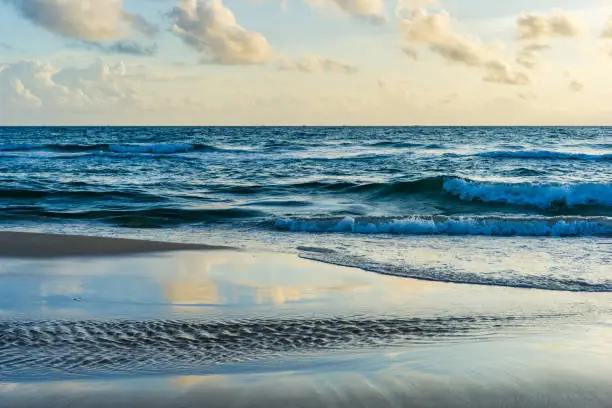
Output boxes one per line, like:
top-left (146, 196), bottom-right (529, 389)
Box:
top-left (1, 232), bottom-right (612, 408)
top-left (0, 231), bottom-right (231, 258)
top-left (1, 126), bottom-right (611, 407)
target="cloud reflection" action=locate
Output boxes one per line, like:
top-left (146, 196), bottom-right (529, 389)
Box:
top-left (161, 252), bottom-right (370, 307)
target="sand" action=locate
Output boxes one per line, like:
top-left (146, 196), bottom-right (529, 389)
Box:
top-left (0, 231), bottom-right (231, 258)
top-left (1, 233), bottom-right (611, 407)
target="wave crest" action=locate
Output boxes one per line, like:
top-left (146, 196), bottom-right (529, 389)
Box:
top-left (274, 215), bottom-right (612, 236)
top-left (443, 178), bottom-right (612, 209)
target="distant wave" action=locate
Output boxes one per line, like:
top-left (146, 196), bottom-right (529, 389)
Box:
top-left (274, 215), bottom-right (612, 237)
top-left (443, 178), bottom-right (612, 209)
top-left (584, 143), bottom-right (612, 149)
top-left (476, 150), bottom-right (612, 160)
top-left (108, 143), bottom-right (199, 154)
top-left (3, 176), bottom-right (610, 223)
top-left (367, 141), bottom-right (423, 148)
top-left (2, 207), bottom-right (266, 228)
top-left (0, 143), bottom-right (230, 154)
top-left (0, 187), bottom-right (163, 201)
top-left (286, 176), bottom-right (612, 210)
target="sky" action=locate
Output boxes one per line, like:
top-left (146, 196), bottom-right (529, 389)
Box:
top-left (1, 0), bottom-right (612, 125)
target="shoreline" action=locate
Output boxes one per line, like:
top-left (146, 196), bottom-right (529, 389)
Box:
top-left (0, 233), bottom-right (611, 408)
top-left (0, 231), bottom-right (233, 258)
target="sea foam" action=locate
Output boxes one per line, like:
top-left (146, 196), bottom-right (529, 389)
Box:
top-left (443, 178), bottom-right (612, 209)
top-left (274, 215), bottom-right (612, 236)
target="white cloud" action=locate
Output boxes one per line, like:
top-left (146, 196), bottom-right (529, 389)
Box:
top-left (277, 55), bottom-right (357, 73)
top-left (517, 9), bottom-right (581, 41)
top-left (332, 0), bottom-right (386, 24)
top-left (395, 0), bottom-right (437, 18)
top-left (399, 10), bottom-right (487, 65)
top-left (516, 44), bottom-right (549, 69)
top-left (305, 0), bottom-right (386, 24)
top-left (0, 59), bottom-right (137, 112)
top-left (3, 0), bottom-right (155, 41)
top-left (170, 0), bottom-right (272, 65)
top-left (399, 8), bottom-right (530, 86)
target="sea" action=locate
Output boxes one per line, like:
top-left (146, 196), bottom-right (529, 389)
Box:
top-left (1, 126), bottom-right (611, 292)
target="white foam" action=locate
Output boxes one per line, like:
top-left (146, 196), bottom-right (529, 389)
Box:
top-left (443, 178), bottom-right (612, 209)
top-left (477, 150), bottom-right (612, 160)
top-left (274, 216), bottom-right (612, 236)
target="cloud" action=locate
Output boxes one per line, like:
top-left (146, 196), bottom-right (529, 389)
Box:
top-left (395, 0), bottom-right (437, 18)
top-left (483, 61), bottom-right (530, 86)
top-left (277, 55), bottom-right (357, 73)
top-left (376, 76), bottom-right (411, 100)
top-left (399, 10), bottom-right (486, 65)
top-left (517, 9), bottom-right (581, 41)
top-left (518, 91), bottom-right (537, 101)
top-left (3, 0), bottom-right (157, 40)
top-left (169, 0), bottom-right (272, 65)
top-left (331, 0), bottom-right (386, 24)
top-left (602, 15), bottom-right (612, 38)
top-left (303, 0), bottom-right (386, 24)
top-left (76, 40), bottom-right (158, 56)
top-left (399, 8), bottom-right (530, 86)
top-left (0, 42), bottom-right (13, 50)
top-left (516, 44), bottom-right (549, 69)
top-left (0, 59), bottom-right (137, 111)
top-left (568, 79), bottom-right (584, 92)
top-left (123, 12), bottom-right (159, 38)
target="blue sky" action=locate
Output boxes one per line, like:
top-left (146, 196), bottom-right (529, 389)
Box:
top-left (1, 0), bottom-right (612, 125)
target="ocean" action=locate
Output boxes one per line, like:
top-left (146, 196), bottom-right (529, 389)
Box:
top-left (1, 126), bottom-right (611, 292)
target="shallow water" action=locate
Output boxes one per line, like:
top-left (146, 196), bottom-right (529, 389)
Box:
top-left (1, 252), bottom-right (611, 407)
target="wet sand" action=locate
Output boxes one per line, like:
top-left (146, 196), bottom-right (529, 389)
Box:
top-left (0, 231), bottom-right (230, 258)
top-left (1, 233), bottom-right (611, 407)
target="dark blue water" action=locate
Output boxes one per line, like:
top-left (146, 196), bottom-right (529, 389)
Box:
top-left (1, 126), bottom-right (611, 291)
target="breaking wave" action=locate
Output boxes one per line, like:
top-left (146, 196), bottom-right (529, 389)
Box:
top-left (267, 177), bottom-right (612, 211)
top-left (443, 178), bottom-right (612, 209)
top-left (274, 215), bottom-right (612, 236)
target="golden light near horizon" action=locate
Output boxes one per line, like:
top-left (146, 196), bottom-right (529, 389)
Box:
top-left (160, 252), bottom-right (372, 307)
top-left (1, 0), bottom-right (612, 125)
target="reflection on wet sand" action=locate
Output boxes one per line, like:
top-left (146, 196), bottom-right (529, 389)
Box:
top-left (1, 250), bottom-right (612, 407)
top-left (161, 252), bottom-right (372, 307)
top-left (4, 363), bottom-right (612, 408)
